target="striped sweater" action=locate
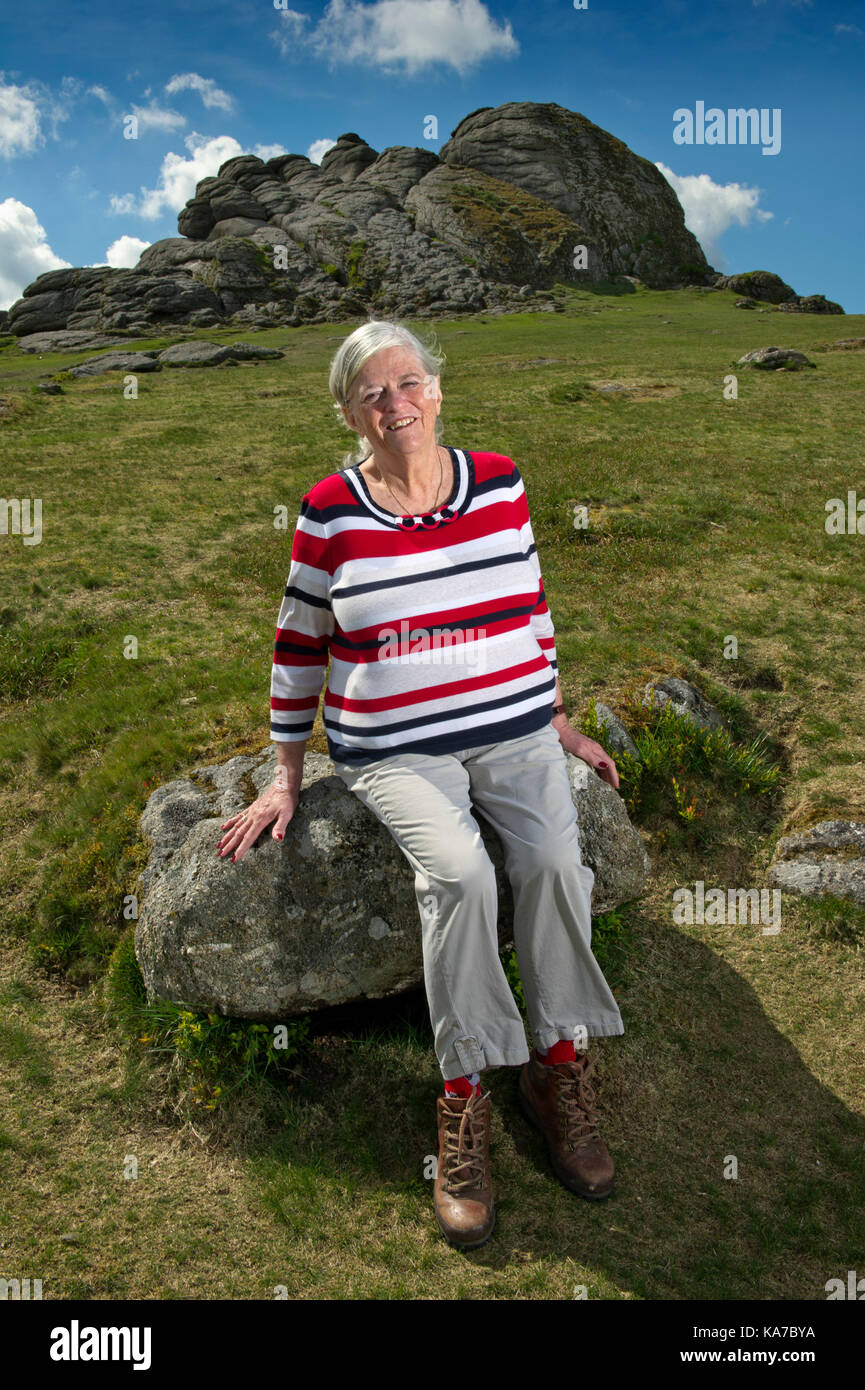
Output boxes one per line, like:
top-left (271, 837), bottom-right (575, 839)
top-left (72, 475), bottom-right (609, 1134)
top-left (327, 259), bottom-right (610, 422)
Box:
top-left (270, 446), bottom-right (558, 764)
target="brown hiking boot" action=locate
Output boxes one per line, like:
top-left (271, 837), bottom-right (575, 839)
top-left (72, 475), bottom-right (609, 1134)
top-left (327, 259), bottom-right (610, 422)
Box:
top-left (434, 1090), bottom-right (495, 1248)
top-left (518, 1049), bottom-right (614, 1199)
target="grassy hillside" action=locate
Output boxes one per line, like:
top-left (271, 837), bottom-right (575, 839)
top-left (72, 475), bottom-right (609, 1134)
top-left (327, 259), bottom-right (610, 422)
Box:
top-left (1, 283), bottom-right (863, 1299)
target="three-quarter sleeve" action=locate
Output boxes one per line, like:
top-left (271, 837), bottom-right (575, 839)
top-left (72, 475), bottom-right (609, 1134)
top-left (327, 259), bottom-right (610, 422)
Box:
top-left (270, 496), bottom-right (335, 742)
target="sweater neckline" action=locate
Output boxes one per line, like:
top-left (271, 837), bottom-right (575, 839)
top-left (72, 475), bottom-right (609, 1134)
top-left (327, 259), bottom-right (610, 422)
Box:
top-left (344, 446), bottom-right (472, 530)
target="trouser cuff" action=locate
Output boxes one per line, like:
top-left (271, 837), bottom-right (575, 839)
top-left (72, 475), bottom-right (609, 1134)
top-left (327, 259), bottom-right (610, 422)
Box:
top-left (533, 1018), bottom-right (625, 1053)
top-left (440, 1032), bottom-right (531, 1082)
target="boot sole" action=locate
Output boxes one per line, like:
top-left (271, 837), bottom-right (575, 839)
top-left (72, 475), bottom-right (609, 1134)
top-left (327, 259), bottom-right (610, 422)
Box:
top-left (518, 1084), bottom-right (614, 1200)
top-left (434, 1206), bottom-right (496, 1250)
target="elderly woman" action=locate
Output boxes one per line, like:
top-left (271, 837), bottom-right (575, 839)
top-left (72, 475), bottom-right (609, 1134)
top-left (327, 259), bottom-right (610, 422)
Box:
top-left (216, 320), bottom-right (624, 1249)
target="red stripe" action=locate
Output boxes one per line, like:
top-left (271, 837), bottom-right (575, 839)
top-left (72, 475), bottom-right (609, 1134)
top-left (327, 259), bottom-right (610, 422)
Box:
top-left (333, 589), bottom-right (541, 643)
top-left (323, 495), bottom-right (530, 567)
top-left (324, 655), bottom-right (551, 711)
top-left (273, 654), bottom-right (329, 669)
top-left (291, 530), bottom-right (333, 572)
top-left (274, 626), bottom-right (330, 651)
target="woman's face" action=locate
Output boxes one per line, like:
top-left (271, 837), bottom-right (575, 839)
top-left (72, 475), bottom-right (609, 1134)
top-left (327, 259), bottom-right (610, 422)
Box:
top-left (341, 346), bottom-right (442, 464)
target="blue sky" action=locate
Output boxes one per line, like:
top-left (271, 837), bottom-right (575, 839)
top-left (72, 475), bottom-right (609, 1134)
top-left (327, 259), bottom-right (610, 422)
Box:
top-left (1, 0), bottom-right (862, 311)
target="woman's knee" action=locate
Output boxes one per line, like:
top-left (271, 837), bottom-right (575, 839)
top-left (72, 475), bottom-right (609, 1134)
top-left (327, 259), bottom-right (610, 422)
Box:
top-left (508, 825), bottom-right (586, 880)
top-left (425, 840), bottom-right (496, 903)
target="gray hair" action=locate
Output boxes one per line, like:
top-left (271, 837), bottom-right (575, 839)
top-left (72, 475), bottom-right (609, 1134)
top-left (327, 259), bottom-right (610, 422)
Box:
top-left (328, 319), bottom-right (446, 467)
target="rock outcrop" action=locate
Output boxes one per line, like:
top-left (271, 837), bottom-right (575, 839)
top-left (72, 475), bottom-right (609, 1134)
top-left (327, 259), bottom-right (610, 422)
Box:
top-left (134, 744), bottom-right (650, 1020)
top-left (642, 677), bottom-right (724, 732)
top-left (737, 347), bottom-right (815, 371)
top-left (65, 340), bottom-right (284, 376)
top-left (593, 702), bottom-right (640, 759)
top-left (769, 821), bottom-right (865, 906)
top-left (712, 271), bottom-right (843, 314)
top-left (7, 102), bottom-right (719, 339)
top-left (437, 104), bottom-right (709, 288)
top-left (9, 103), bottom-right (843, 341)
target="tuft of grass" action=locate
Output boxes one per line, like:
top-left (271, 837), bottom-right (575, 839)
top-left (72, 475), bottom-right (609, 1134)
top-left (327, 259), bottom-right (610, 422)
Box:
top-left (502, 948), bottom-right (527, 1016)
top-left (548, 380), bottom-right (595, 404)
top-left (0, 1019), bottom-right (53, 1087)
top-left (105, 929), bottom-right (311, 1110)
top-left (0, 610), bottom-right (104, 702)
top-left (580, 693), bottom-right (781, 825)
top-left (799, 894), bottom-right (865, 947)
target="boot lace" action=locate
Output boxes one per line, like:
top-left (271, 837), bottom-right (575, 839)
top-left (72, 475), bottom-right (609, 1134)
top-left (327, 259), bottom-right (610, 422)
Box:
top-left (552, 1056), bottom-right (601, 1150)
top-left (442, 1092), bottom-right (489, 1194)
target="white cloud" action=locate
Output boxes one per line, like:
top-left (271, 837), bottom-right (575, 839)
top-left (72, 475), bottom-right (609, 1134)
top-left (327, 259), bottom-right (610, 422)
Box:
top-left (308, 137), bottom-right (337, 165)
top-left (253, 143), bottom-right (290, 161)
top-left (0, 79), bottom-right (44, 157)
top-left (48, 76), bottom-right (88, 136)
top-left (109, 192), bottom-right (139, 215)
top-left (655, 161), bottom-right (773, 269)
top-left (165, 73), bottom-right (235, 112)
top-left (272, 0), bottom-right (519, 75)
top-left (0, 198), bottom-right (72, 309)
top-left (271, 8), bottom-right (311, 52)
top-left (109, 131), bottom-right (245, 220)
top-left (126, 100), bottom-right (187, 135)
top-left (100, 235), bottom-right (152, 268)
top-left (0, 74), bottom-right (118, 157)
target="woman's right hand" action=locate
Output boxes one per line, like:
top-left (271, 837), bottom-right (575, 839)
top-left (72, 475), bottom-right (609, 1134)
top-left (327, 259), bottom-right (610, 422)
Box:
top-left (216, 784), bottom-right (300, 864)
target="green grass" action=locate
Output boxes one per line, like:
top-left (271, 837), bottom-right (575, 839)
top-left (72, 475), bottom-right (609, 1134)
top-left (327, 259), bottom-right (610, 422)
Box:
top-left (1, 289), bottom-right (863, 1299)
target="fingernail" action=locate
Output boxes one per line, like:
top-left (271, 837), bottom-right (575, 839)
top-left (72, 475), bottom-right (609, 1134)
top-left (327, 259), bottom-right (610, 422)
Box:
top-left (231, 853), bottom-right (236, 862)
top-left (276, 833), bottom-right (283, 840)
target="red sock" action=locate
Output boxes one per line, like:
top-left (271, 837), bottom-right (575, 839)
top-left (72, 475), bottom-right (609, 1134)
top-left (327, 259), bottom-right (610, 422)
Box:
top-left (444, 1073), bottom-right (481, 1098)
top-left (540, 1039), bottom-right (577, 1066)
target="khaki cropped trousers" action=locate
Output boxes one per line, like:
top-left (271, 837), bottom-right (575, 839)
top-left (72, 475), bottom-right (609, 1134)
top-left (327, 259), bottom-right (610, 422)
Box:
top-left (334, 722), bottom-right (624, 1082)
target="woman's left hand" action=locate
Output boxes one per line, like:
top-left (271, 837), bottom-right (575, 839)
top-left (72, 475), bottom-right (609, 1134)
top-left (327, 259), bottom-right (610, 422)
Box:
top-left (554, 724), bottom-right (620, 790)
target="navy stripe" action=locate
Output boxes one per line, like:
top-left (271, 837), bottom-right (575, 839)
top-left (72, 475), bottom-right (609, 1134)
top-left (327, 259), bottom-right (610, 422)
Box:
top-left (331, 548), bottom-right (535, 600)
top-left (323, 670), bottom-right (556, 741)
top-left (271, 717), bottom-right (316, 736)
top-left (282, 583), bottom-right (331, 609)
top-left (274, 637), bottom-right (330, 656)
top-left (329, 598), bottom-right (544, 653)
top-left (328, 701), bottom-right (553, 764)
top-left (300, 498), bottom-right (364, 525)
top-left (473, 469), bottom-right (521, 500)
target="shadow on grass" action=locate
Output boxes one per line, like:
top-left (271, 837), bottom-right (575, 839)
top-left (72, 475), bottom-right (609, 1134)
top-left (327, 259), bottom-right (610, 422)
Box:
top-left (578, 278), bottom-right (638, 297)
top-left (234, 909), bottom-right (864, 1300)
